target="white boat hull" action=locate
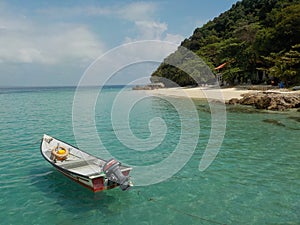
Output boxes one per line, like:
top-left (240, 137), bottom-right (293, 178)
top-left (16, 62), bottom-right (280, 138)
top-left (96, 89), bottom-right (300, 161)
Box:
top-left (40, 134), bottom-right (132, 192)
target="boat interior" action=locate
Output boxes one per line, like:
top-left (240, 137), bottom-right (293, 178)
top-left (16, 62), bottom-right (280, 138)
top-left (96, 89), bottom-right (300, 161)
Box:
top-left (43, 148), bottom-right (104, 177)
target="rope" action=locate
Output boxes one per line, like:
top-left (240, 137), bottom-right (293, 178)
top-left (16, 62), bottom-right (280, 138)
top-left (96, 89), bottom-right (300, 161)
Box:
top-left (28, 138), bottom-right (42, 147)
top-left (134, 190), bottom-right (227, 225)
top-left (167, 206), bottom-right (226, 225)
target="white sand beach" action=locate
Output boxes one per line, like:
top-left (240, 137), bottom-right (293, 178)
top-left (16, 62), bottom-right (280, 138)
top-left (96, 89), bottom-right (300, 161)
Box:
top-left (146, 87), bottom-right (259, 101)
top-left (145, 86), bottom-right (300, 102)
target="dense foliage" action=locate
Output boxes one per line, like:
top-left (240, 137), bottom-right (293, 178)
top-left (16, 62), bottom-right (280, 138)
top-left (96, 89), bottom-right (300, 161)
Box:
top-left (151, 0), bottom-right (300, 87)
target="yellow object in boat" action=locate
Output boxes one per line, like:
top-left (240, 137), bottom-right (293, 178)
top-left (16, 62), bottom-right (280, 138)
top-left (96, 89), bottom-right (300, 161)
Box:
top-left (58, 149), bottom-right (66, 154)
top-left (51, 146), bottom-right (69, 161)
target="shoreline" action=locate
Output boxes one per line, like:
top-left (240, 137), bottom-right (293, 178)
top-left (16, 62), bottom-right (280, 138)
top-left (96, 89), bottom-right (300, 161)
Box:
top-left (143, 86), bottom-right (300, 111)
top-left (145, 87), bottom-right (259, 101)
top-left (145, 86), bottom-right (300, 101)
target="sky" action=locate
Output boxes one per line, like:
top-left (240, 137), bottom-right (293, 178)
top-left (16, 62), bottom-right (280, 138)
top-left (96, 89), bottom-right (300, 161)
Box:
top-left (0, 0), bottom-right (239, 87)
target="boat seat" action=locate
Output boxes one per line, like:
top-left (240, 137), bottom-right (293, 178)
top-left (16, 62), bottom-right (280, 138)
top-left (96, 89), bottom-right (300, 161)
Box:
top-left (68, 163), bottom-right (102, 176)
top-left (60, 159), bottom-right (97, 169)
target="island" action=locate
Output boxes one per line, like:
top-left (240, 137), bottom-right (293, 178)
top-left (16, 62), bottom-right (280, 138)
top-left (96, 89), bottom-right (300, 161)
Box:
top-left (146, 0), bottom-right (300, 111)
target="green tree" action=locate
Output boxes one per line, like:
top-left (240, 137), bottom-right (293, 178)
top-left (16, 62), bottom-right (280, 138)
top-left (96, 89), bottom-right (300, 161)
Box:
top-left (151, 0), bottom-right (300, 87)
top-left (263, 45), bottom-right (300, 85)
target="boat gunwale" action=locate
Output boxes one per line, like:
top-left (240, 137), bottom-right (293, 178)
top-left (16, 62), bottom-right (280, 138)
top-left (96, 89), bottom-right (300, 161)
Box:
top-left (40, 134), bottom-right (132, 180)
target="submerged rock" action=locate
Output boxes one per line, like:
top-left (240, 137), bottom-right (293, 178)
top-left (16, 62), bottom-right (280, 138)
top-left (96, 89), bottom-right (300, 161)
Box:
top-left (288, 116), bottom-right (300, 123)
top-left (262, 119), bottom-right (286, 127)
top-left (226, 104), bottom-right (266, 114)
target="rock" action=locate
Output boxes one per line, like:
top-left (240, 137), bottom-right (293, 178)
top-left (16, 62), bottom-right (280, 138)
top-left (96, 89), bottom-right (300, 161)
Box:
top-left (228, 91), bottom-right (300, 111)
top-left (227, 98), bottom-right (239, 105)
top-left (132, 82), bottom-right (165, 90)
top-left (239, 93), bottom-right (258, 105)
top-left (226, 105), bottom-right (264, 114)
top-left (255, 96), bottom-right (271, 109)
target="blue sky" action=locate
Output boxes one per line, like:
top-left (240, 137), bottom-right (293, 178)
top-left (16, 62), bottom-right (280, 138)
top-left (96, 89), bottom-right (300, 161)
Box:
top-left (0, 0), bottom-right (239, 86)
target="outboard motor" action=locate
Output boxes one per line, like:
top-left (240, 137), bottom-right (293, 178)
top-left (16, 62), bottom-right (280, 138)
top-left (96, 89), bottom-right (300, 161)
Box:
top-left (103, 159), bottom-right (130, 191)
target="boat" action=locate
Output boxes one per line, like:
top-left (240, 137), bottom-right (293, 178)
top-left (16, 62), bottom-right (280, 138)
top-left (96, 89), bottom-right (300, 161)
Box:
top-left (40, 134), bottom-right (132, 192)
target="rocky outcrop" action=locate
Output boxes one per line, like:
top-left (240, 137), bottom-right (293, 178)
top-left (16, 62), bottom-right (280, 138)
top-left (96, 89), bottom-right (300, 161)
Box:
top-left (228, 92), bottom-right (300, 111)
top-left (133, 83), bottom-right (165, 90)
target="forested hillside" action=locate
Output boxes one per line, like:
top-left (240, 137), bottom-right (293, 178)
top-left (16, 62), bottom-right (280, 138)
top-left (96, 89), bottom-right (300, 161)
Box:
top-left (151, 0), bottom-right (300, 87)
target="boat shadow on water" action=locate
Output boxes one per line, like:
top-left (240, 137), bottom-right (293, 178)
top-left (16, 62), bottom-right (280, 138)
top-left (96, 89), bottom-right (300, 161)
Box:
top-left (30, 167), bottom-right (132, 215)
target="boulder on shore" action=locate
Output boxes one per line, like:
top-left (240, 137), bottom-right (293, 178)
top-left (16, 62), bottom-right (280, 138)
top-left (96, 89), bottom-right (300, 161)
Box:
top-left (133, 82), bottom-right (165, 90)
top-left (228, 92), bottom-right (300, 111)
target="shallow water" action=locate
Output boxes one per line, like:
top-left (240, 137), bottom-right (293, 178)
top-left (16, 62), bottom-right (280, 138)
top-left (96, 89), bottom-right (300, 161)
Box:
top-left (0, 86), bottom-right (299, 224)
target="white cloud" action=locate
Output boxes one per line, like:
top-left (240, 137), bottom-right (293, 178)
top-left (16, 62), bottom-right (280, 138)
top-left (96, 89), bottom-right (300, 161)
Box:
top-left (37, 2), bottom-right (182, 45)
top-left (195, 19), bottom-right (208, 28)
top-left (124, 21), bottom-right (183, 45)
top-left (0, 2), bottom-right (186, 86)
top-left (41, 26), bottom-right (104, 65)
top-left (38, 2), bottom-right (158, 22)
top-left (135, 21), bottom-right (168, 39)
top-left (0, 6), bottom-right (104, 65)
top-left (116, 2), bottom-right (157, 21)
top-left (164, 33), bottom-right (184, 45)
top-left (0, 2), bottom-right (183, 67)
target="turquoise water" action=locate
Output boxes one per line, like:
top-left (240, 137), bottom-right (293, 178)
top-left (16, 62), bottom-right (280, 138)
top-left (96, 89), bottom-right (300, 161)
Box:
top-left (0, 86), bottom-right (300, 224)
